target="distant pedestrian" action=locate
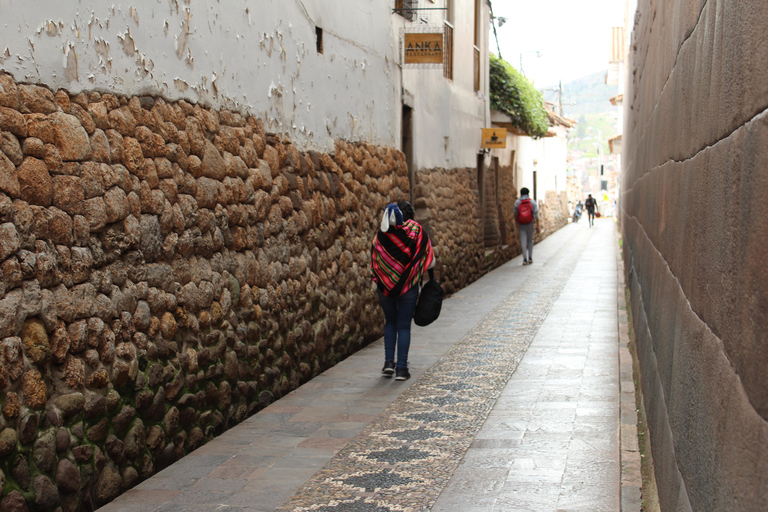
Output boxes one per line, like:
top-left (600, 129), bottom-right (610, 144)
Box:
top-left (585, 194), bottom-right (598, 227)
top-left (514, 187), bottom-right (539, 265)
top-left (371, 202), bottom-right (434, 380)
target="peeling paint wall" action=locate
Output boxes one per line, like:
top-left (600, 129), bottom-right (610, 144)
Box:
top-left (0, 0), bottom-right (399, 152)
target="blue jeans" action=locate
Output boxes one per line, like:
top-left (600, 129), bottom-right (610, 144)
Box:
top-left (377, 286), bottom-right (419, 369)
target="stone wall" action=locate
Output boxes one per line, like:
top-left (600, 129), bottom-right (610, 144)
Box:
top-left (0, 72), bottom-right (410, 511)
top-left (413, 167), bottom-right (487, 295)
top-left (412, 165), bottom-right (567, 295)
top-left (537, 191), bottom-right (569, 238)
top-left (622, 1), bottom-right (768, 511)
top-left (0, 70), bottom-right (570, 510)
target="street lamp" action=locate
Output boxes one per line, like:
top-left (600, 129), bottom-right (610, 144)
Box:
top-left (490, 3), bottom-right (507, 60)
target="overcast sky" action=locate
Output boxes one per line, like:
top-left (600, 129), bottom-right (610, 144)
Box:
top-left (490, 0), bottom-right (630, 88)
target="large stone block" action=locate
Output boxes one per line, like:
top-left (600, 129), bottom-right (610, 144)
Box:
top-left (19, 84), bottom-right (56, 114)
top-left (0, 106), bottom-right (27, 137)
top-left (0, 152), bottom-right (20, 200)
top-left (20, 318), bottom-right (50, 364)
top-left (21, 369), bottom-right (47, 409)
top-left (52, 175), bottom-right (84, 215)
top-left (17, 157), bottom-right (53, 206)
top-left (109, 106), bottom-right (137, 137)
top-left (51, 112), bottom-right (91, 161)
top-left (104, 187), bottom-right (130, 224)
top-left (0, 223), bottom-right (19, 261)
top-left (0, 131), bottom-right (23, 166)
top-left (122, 137), bottom-right (145, 175)
top-left (0, 74), bottom-right (20, 110)
top-left (83, 196), bottom-right (107, 231)
top-left (90, 128), bottom-right (111, 163)
top-left (202, 140), bottom-right (225, 180)
top-left (0, 290), bottom-right (23, 338)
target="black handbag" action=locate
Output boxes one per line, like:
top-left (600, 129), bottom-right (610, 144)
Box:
top-left (414, 268), bottom-right (443, 327)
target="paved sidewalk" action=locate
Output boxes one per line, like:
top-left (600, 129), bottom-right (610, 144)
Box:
top-left (101, 219), bottom-right (625, 512)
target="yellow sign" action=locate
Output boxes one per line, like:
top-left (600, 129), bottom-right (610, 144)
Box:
top-left (404, 33), bottom-right (443, 64)
top-left (481, 128), bottom-right (507, 148)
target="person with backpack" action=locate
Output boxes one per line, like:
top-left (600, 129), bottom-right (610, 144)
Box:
top-left (514, 187), bottom-right (539, 265)
top-left (584, 194), bottom-right (598, 227)
top-left (371, 202), bottom-right (434, 380)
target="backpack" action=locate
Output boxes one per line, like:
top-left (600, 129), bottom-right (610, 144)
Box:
top-left (517, 198), bottom-right (533, 224)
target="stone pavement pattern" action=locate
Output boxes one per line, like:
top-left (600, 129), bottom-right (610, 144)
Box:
top-left (100, 219), bottom-right (622, 512)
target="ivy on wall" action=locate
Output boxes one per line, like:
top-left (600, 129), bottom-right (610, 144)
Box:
top-left (489, 54), bottom-right (549, 139)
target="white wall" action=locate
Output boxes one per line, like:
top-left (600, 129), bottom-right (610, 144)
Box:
top-left (492, 127), bottom-right (568, 203)
top-left (393, 0), bottom-right (490, 170)
top-left (0, 0), bottom-right (399, 152)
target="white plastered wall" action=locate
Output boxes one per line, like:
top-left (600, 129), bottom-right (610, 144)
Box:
top-left (0, 0), bottom-right (400, 152)
top-left (392, 0), bottom-right (490, 171)
top-left (492, 128), bottom-right (568, 204)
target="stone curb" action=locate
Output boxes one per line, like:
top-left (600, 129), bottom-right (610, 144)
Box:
top-left (617, 226), bottom-right (642, 512)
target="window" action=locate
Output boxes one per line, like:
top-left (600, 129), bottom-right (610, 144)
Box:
top-left (395, 0), bottom-right (416, 21)
top-left (473, 46), bottom-right (480, 91)
top-left (444, 21), bottom-right (453, 80)
top-left (316, 27), bottom-right (323, 54)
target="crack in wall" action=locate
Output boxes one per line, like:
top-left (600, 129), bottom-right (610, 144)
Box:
top-left (623, 243), bottom-right (693, 512)
top-left (623, 214), bottom-right (757, 418)
top-left (631, 0), bottom-right (710, 139)
top-left (622, 106), bottom-right (768, 194)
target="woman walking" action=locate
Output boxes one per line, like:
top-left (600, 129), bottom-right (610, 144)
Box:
top-left (370, 203), bottom-right (434, 380)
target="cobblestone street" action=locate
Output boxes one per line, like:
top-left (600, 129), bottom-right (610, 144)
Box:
top-left (99, 218), bottom-right (628, 512)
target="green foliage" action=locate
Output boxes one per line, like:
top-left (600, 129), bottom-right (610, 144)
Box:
top-left (489, 54), bottom-right (549, 139)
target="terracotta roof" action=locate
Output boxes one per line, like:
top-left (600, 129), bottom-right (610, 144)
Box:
top-left (608, 134), bottom-right (622, 154)
top-left (546, 108), bottom-right (577, 129)
top-left (490, 108), bottom-right (575, 138)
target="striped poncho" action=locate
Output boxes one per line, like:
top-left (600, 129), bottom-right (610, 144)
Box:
top-left (371, 219), bottom-right (434, 297)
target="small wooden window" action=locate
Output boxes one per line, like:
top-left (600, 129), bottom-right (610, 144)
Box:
top-left (444, 22), bottom-right (454, 80)
top-left (395, 0), bottom-right (416, 21)
top-left (473, 46), bottom-right (480, 91)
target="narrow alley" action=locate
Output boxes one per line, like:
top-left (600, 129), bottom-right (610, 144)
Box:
top-left (99, 218), bottom-right (629, 512)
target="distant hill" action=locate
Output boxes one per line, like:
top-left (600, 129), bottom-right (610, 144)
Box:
top-left (559, 71), bottom-right (619, 118)
top-left (542, 71), bottom-right (620, 155)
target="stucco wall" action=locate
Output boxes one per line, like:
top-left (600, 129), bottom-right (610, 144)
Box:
top-left (396, 0), bottom-right (491, 171)
top-left (491, 130), bottom-right (568, 204)
top-left (0, 1), bottom-right (399, 152)
top-left (622, 1), bottom-right (768, 510)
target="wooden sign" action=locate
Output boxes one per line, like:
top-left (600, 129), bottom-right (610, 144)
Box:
top-left (481, 128), bottom-right (507, 148)
top-left (404, 33), bottom-right (443, 64)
